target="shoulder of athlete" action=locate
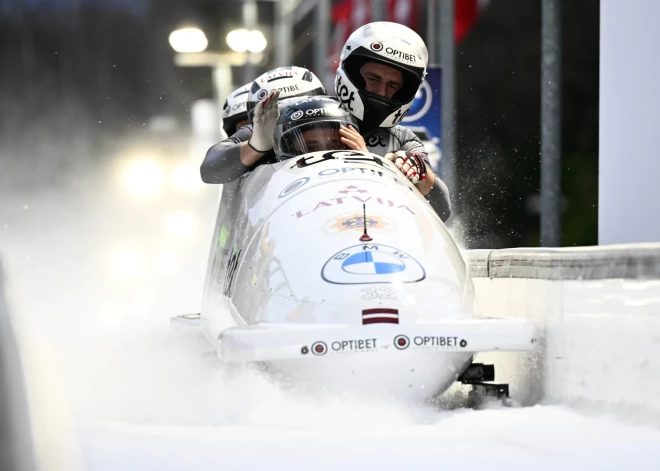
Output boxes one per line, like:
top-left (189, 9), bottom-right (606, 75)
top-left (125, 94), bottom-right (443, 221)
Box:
top-left (389, 124), bottom-right (418, 136)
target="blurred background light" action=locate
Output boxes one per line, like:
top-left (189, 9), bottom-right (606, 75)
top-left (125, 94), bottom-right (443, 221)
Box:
top-left (168, 27), bottom-right (208, 53)
top-left (226, 29), bottom-right (267, 53)
top-left (247, 31), bottom-right (268, 53)
top-left (226, 29), bottom-right (250, 52)
top-left (121, 159), bottom-right (164, 200)
top-left (157, 250), bottom-right (178, 276)
top-left (172, 161), bottom-right (204, 193)
top-left (109, 246), bottom-right (144, 279)
top-left (161, 211), bottom-right (197, 239)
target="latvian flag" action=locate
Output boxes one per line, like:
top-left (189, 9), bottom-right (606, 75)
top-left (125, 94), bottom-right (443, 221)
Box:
top-left (362, 308), bottom-right (399, 325)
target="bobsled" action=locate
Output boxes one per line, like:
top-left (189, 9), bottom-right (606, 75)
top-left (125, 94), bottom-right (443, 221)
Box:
top-left (173, 150), bottom-right (537, 402)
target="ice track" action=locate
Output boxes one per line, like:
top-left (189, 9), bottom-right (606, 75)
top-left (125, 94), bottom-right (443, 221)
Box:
top-left (2, 168), bottom-right (660, 471)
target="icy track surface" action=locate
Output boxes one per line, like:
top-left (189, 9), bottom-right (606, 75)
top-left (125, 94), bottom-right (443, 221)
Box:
top-left (2, 162), bottom-right (660, 470)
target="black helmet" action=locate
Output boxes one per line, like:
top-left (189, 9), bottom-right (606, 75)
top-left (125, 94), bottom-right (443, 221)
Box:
top-left (273, 96), bottom-right (360, 161)
top-left (221, 83), bottom-right (251, 136)
top-left (246, 66), bottom-right (326, 123)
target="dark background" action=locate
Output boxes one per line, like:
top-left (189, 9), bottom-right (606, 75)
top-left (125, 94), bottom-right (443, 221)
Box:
top-left (0, 0), bottom-right (599, 248)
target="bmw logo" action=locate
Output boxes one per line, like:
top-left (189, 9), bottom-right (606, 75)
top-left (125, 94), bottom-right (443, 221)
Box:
top-left (370, 42), bottom-right (383, 52)
top-left (312, 341), bottom-right (327, 356)
top-left (394, 335), bottom-right (409, 350)
top-left (291, 110), bottom-right (304, 120)
top-left (257, 89), bottom-right (268, 100)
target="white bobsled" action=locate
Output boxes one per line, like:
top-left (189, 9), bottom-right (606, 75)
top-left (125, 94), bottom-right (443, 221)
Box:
top-left (173, 150), bottom-right (536, 401)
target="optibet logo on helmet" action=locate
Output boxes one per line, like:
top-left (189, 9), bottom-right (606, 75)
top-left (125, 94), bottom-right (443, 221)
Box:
top-left (246, 66), bottom-right (326, 121)
top-left (272, 96), bottom-right (360, 161)
top-left (222, 82), bottom-right (251, 136)
top-left (336, 75), bottom-right (356, 112)
top-left (335, 22), bottom-right (429, 132)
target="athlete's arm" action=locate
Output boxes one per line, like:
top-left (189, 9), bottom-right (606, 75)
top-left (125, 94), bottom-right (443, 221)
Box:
top-left (390, 126), bottom-right (451, 221)
top-left (201, 126), bottom-right (256, 184)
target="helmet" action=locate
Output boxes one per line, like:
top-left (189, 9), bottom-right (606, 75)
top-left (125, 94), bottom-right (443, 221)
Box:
top-left (335, 22), bottom-right (428, 132)
top-left (247, 66), bottom-right (326, 120)
top-left (273, 96), bottom-right (359, 161)
top-left (221, 83), bottom-right (251, 136)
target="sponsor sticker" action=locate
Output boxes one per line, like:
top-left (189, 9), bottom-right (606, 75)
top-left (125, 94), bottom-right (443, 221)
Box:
top-left (322, 244), bottom-right (425, 285)
top-left (305, 339), bottom-right (378, 356)
top-left (278, 177), bottom-right (310, 199)
top-left (336, 75), bottom-right (356, 111)
top-left (393, 334), bottom-right (409, 350)
top-left (311, 341), bottom-right (327, 355)
top-left (393, 335), bottom-right (468, 350)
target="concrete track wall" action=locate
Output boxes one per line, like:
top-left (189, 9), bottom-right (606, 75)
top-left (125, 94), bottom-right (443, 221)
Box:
top-left (468, 244), bottom-right (660, 415)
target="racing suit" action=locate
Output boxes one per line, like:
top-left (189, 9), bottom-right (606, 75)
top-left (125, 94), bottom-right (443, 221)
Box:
top-left (200, 125), bottom-right (451, 221)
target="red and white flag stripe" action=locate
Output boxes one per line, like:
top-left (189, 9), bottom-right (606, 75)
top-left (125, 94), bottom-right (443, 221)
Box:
top-left (362, 308), bottom-right (399, 325)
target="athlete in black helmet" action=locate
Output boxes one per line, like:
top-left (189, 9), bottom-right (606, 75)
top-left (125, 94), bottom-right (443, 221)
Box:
top-left (273, 96), bottom-right (364, 159)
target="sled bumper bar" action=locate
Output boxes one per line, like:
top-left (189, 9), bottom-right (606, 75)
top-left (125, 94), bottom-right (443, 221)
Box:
top-left (216, 318), bottom-right (538, 362)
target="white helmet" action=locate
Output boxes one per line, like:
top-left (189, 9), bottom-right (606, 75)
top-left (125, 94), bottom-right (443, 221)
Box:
top-left (221, 83), bottom-right (251, 136)
top-left (247, 66), bottom-right (326, 120)
top-left (335, 22), bottom-right (428, 132)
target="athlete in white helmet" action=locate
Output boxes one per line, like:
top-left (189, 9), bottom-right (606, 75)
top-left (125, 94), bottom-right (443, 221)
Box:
top-left (221, 83), bottom-right (251, 137)
top-left (335, 22), bottom-right (450, 221)
top-left (201, 66), bottom-right (327, 183)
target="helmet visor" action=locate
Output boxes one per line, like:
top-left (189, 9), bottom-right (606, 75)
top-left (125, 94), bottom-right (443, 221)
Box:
top-left (276, 121), bottom-right (356, 158)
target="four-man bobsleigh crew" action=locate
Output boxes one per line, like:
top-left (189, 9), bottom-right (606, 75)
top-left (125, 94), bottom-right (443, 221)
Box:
top-left (200, 22), bottom-right (451, 222)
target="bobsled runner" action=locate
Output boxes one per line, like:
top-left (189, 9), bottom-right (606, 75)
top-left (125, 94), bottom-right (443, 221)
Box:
top-left (172, 150), bottom-right (537, 402)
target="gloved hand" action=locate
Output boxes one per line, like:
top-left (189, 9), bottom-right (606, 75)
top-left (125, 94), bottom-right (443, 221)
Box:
top-left (248, 90), bottom-right (280, 153)
top-left (384, 150), bottom-right (427, 184)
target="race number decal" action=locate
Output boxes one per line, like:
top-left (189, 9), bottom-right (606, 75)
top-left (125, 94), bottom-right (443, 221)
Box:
top-left (360, 287), bottom-right (397, 300)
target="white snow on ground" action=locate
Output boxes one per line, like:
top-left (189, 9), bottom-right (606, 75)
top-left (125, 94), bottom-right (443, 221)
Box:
top-left (3, 165), bottom-right (660, 470)
top-left (78, 407), bottom-right (660, 471)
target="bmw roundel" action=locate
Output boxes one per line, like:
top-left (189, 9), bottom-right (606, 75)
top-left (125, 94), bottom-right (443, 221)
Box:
top-left (322, 244), bottom-right (425, 284)
top-left (341, 251), bottom-right (405, 275)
